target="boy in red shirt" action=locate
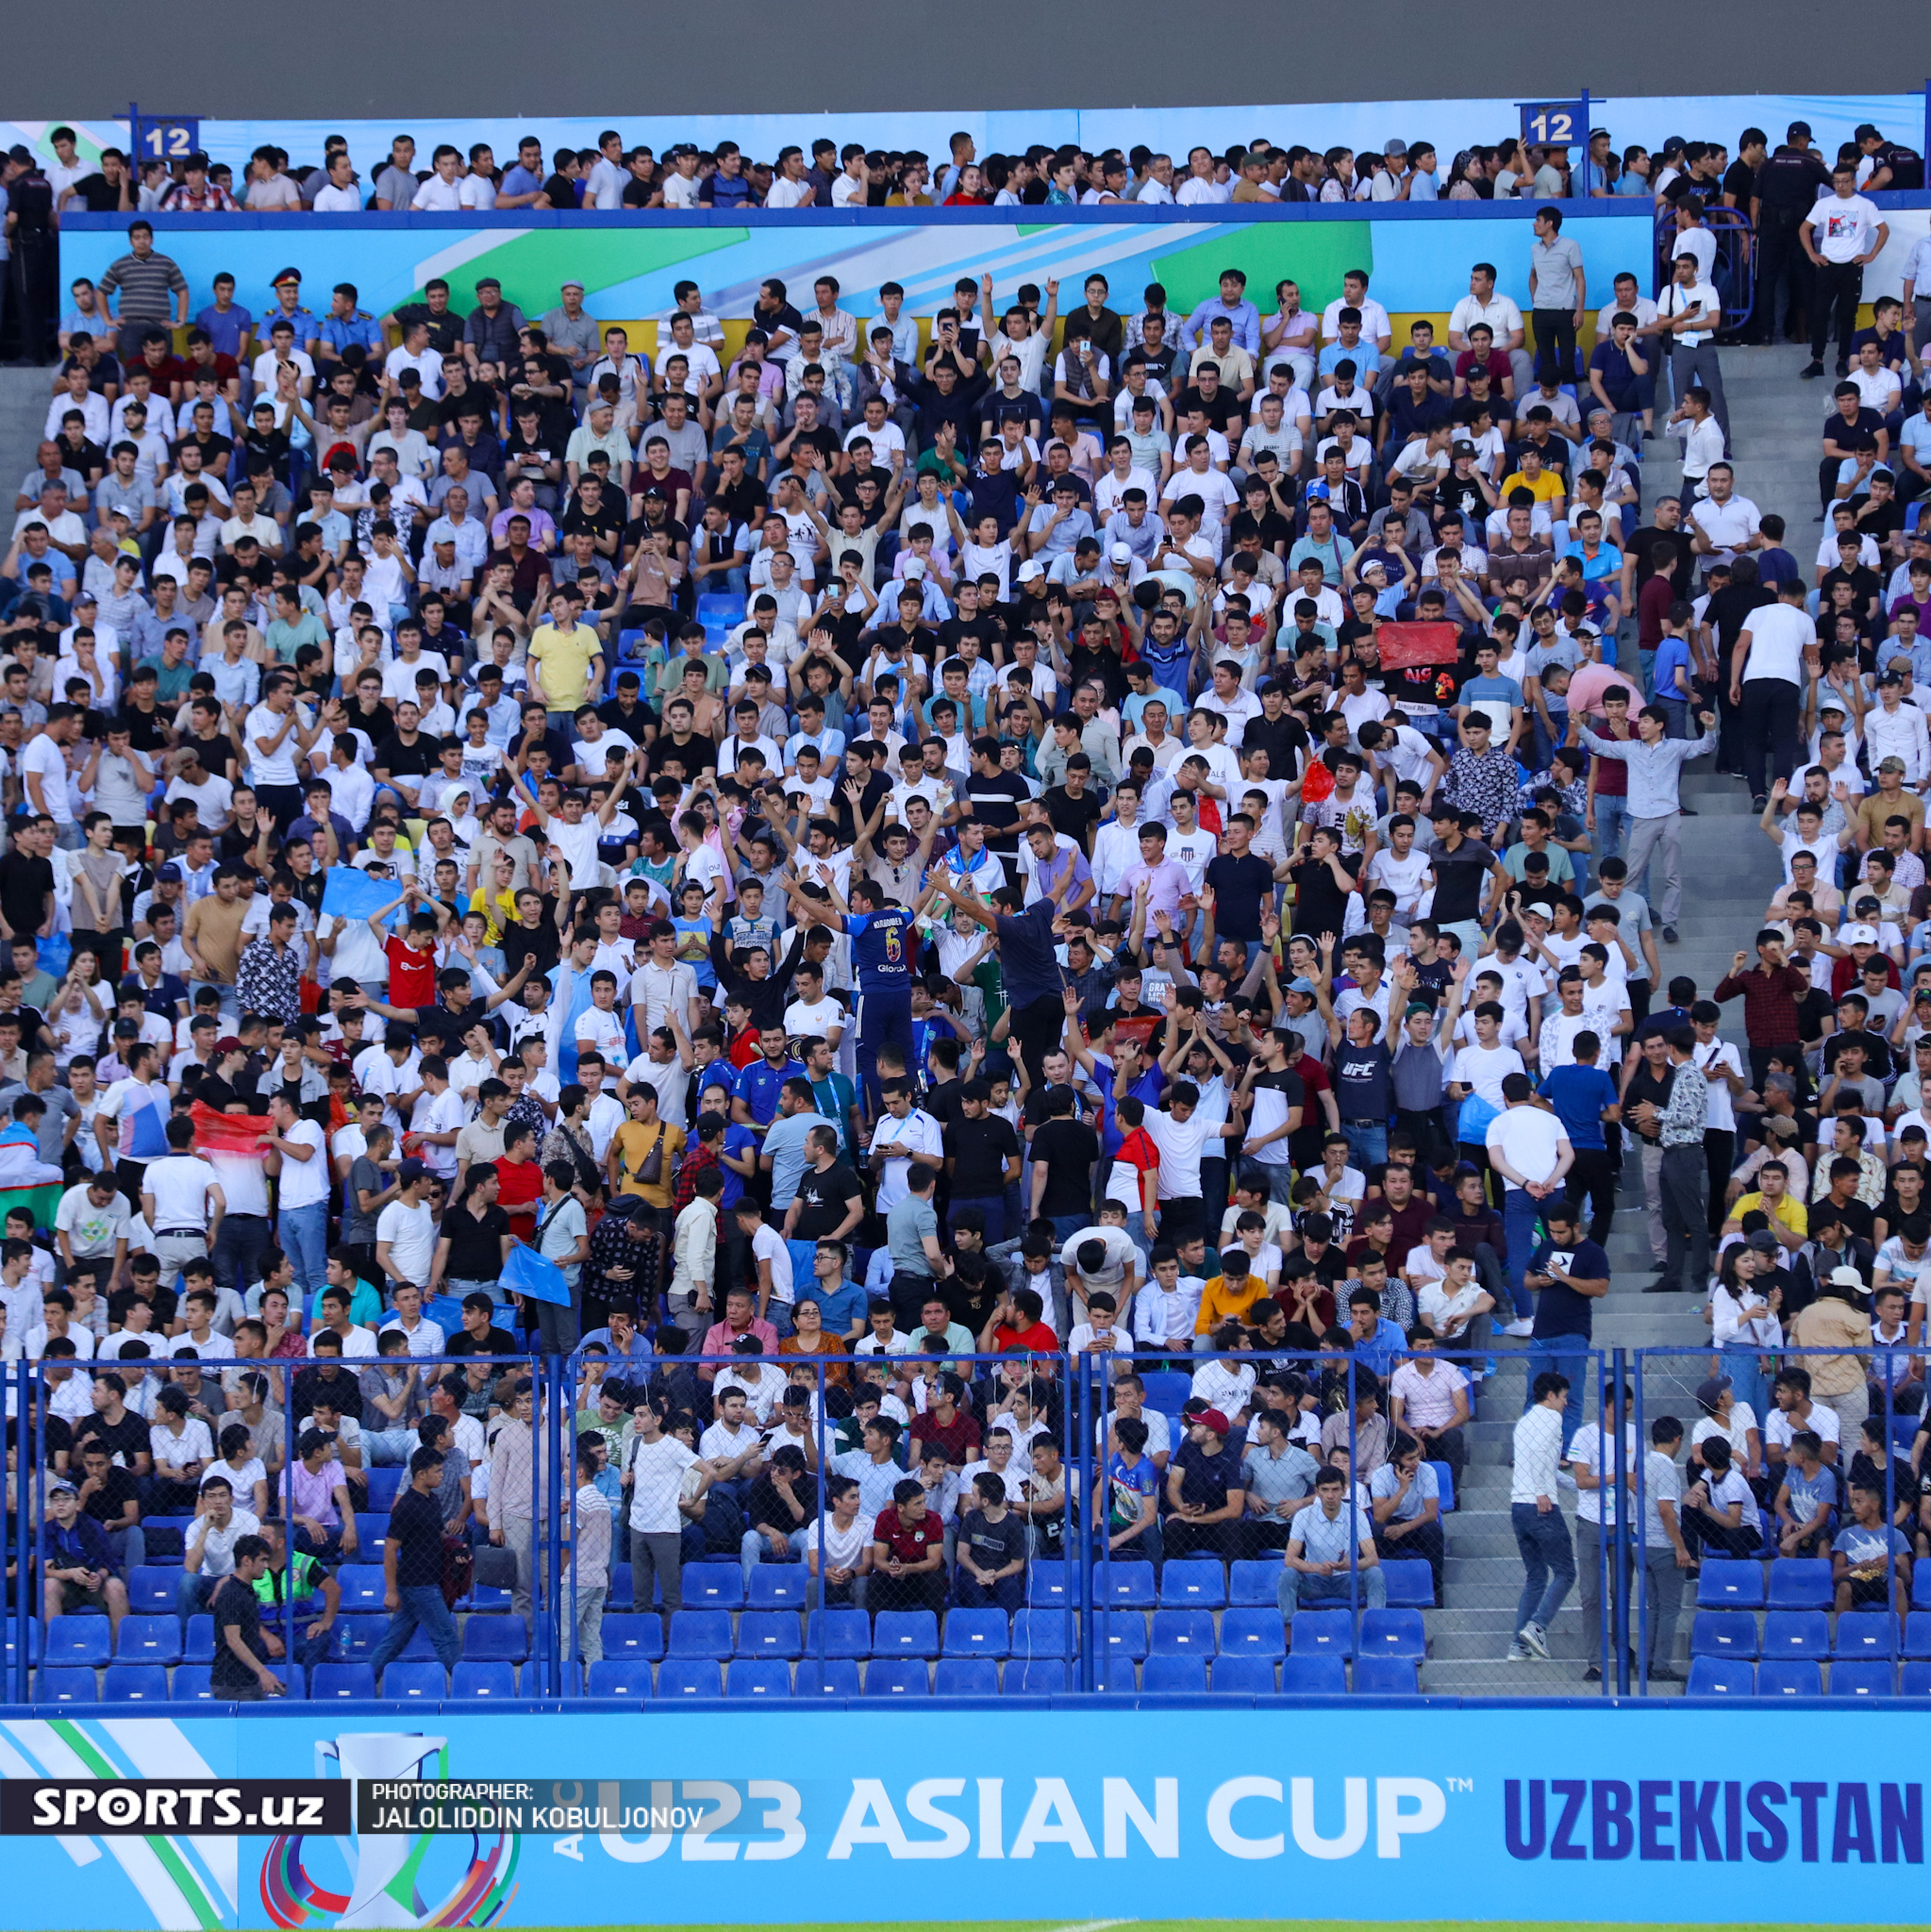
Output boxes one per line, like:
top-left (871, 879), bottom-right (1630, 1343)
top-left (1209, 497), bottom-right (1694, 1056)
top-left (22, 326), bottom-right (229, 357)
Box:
top-left (868, 1477), bottom-right (946, 1612)
top-left (367, 895), bottom-right (443, 1010)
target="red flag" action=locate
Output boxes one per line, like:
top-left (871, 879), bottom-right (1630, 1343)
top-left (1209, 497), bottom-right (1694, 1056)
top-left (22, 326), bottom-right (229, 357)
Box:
top-left (190, 1100), bottom-right (271, 1158)
top-left (1377, 621), bottom-right (1462, 669)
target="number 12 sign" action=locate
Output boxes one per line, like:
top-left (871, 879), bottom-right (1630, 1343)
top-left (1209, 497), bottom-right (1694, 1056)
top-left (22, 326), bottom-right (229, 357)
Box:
top-left (128, 103), bottom-right (201, 163)
top-left (1519, 98), bottom-right (1590, 151)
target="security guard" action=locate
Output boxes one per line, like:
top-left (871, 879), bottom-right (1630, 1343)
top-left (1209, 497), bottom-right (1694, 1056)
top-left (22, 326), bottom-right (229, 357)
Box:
top-left (318, 280), bottom-right (385, 373)
top-left (262, 266), bottom-right (320, 358)
top-left (1749, 121), bottom-right (1829, 346)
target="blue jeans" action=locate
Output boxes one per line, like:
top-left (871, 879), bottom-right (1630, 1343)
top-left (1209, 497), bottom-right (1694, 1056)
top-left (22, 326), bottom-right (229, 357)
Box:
top-left (1721, 1339), bottom-right (1771, 1424)
top-left (369, 1584), bottom-right (460, 1674)
top-left (1500, 1186), bottom-right (1542, 1320)
top-left (1277, 1563), bottom-right (1389, 1618)
top-left (1525, 1340), bottom-right (1590, 1454)
top-left (1512, 1500), bottom-right (1577, 1635)
top-left (1341, 1122), bottom-right (1388, 1173)
top-left (364, 1426), bottom-right (419, 1466)
top-left (175, 1570), bottom-right (215, 1624)
top-left (949, 1196), bottom-right (1007, 1245)
top-left (1591, 794), bottom-right (1629, 869)
top-left (279, 1202), bottom-right (329, 1303)
top-left (1049, 1213), bottom-right (1090, 1246)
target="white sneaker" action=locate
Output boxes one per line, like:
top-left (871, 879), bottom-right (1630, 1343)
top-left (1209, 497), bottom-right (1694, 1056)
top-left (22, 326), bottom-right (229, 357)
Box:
top-left (1520, 1621), bottom-right (1552, 1660)
top-left (1506, 1641), bottom-right (1531, 1661)
top-left (1502, 1319), bottom-right (1535, 1338)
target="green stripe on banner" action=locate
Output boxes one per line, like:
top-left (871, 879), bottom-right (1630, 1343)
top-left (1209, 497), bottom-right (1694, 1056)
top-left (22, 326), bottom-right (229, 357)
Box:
top-left (48, 1718), bottom-right (225, 1932)
top-left (401, 225), bottom-right (747, 315)
top-left (1149, 221), bottom-right (1373, 311)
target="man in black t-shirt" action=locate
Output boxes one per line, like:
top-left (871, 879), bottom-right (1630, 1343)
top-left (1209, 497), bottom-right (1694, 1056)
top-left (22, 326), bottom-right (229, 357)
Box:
top-left (209, 1536), bottom-right (284, 1699)
top-left (943, 1082), bottom-right (1021, 1241)
top-left (787, 1129), bottom-right (863, 1242)
top-left (368, 1446), bottom-right (463, 1675)
top-left (0, 823), bottom-right (54, 944)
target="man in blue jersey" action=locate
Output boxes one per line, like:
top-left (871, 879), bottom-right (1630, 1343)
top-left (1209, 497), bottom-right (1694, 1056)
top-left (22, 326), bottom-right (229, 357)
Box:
top-left (926, 870), bottom-right (1083, 1086)
top-left (818, 874), bottom-right (916, 1110)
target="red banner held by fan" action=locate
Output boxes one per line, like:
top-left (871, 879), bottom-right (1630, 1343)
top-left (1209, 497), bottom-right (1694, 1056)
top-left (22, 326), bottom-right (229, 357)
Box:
top-left (190, 1100), bottom-right (271, 1158)
top-left (1376, 621), bottom-right (1462, 669)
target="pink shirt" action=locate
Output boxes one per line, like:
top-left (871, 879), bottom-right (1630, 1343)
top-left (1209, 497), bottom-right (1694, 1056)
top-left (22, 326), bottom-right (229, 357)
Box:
top-left (700, 1316), bottom-right (780, 1362)
top-left (1118, 858), bottom-right (1192, 922)
top-left (1564, 659), bottom-right (1639, 720)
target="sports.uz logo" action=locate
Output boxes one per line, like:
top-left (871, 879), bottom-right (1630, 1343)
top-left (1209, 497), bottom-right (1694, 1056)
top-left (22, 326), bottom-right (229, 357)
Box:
top-left (260, 1732), bottom-right (519, 1931)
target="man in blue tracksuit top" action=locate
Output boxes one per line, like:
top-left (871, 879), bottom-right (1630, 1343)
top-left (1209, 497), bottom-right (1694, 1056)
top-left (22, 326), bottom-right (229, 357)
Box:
top-left (825, 875), bottom-right (914, 1110)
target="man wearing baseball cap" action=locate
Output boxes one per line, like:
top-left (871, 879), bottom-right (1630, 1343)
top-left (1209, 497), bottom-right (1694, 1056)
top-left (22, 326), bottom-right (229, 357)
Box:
top-left (1163, 1405), bottom-right (1246, 1562)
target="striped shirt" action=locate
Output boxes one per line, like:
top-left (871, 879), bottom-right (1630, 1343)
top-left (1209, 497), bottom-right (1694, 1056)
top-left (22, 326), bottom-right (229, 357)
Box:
top-left (98, 249), bottom-right (189, 325)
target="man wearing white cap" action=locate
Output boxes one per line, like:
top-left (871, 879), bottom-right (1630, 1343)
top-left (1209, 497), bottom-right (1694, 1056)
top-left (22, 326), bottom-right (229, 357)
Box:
top-left (541, 282), bottom-right (600, 398)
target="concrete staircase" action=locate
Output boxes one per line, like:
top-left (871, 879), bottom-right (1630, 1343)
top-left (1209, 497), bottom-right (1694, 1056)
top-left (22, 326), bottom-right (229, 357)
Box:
top-left (1419, 344), bottom-right (1809, 1696)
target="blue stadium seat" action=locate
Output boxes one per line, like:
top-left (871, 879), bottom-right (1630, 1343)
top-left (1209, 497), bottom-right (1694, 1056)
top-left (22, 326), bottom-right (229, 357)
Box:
top-left (1892, 1414), bottom-right (1920, 1453)
top-left (380, 1661), bottom-right (446, 1699)
top-left (171, 1666), bottom-right (216, 1701)
top-left (1380, 1560), bottom-right (1434, 1608)
top-left (1696, 1559), bottom-right (1765, 1608)
top-left (1213, 1656), bottom-right (1280, 1694)
top-left (312, 1663), bottom-right (378, 1700)
top-left (941, 1609), bottom-right (1009, 1657)
top-left (452, 1661), bottom-right (517, 1699)
top-left (587, 1658), bottom-right (654, 1699)
top-left (1830, 1660), bottom-right (1896, 1696)
top-left (1353, 1657), bottom-right (1419, 1694)
top-left (1426, 1462), bottom-right (1456, 1512)
top-left (364, 1468), bottom-right (403, 1509)
top-left (695, 592), bottom-right (747, 626)
top-left (682, 1563), bottom-right (744, 1608)
top-left (465, 1585), bottom-right (515, 1614)
top-left (2, 1624), bottom-right (40, 1664)
top-left (138, 1521), bottom-right (189, 1568)
top-left (125, 1567), bottom-right (178, 1616)
top-left (1142, 1654), bottom-right (1208, 1693)
top-left (1360, 1609), bottom-right (1426, 1658)
top-left (355, 1513), bottom-right (387, 1553)
top-left (1159, 1559), bottom-right (1226, 1607)
top-left (794, 1659), bottom-right (862, 1696)
top-left (747, 1568), bottom-right (808, 1608)
top-left (606, 1564), bottom-right (635, 1610)
top-left (1096, 1654), bottom-right (1139, 1691)
top-left (872, 1610), bottom-right (940, 1657)
top-left (115, 1616), bottom-right (181, 1664)
top-left (1902, 1661), bottom-right (1931, 1695)
top-left (1916, 1567), bottom-right (1931, 1612)
top-left (102, 1664), bottom-right (169, 1703)
top-left (725, 1660), bottom-right (792, 1698)
top-left (1685, 1657), bottom-right (1756, 1695)
top-left (44, 1618), bottom-right (110, 1666)
top-left (601, 1615), bottom-right (665, 1661)
top-left (934, 1658), bottom-right (1000, 1696)
top-left (1690, 1610), bottom-right (1759, 1658)
top-left (1279, 1655), bottom-right (1349, 1694)
top-left (336, 1565), bottom-right (388, 1612)
top-left (1100, 1611), bottom-right (1148, 1660)
top-left (1096, 1560), bottom-right (1157, 1607)
top-left (667, 1608), bottom-right (733, 1657)
top-left (658, 1659), bottom-right (724, 1697)
top-left (864, 1658), bottom-right (930, 1696)
top-left (1756, 1659), bottom-right (1823, 1696)
top-left (461, 1616), bottom-right (529, 1662)
top-left (1219, 1607), bottom-right (1286, 1657)
top-left (329, 1617), bottom-right (379, 1661)
top-left (1012, 1658), bottom-right (1072, 1695)
top-left (736, 1611), bottom-right (803, 1659)
top-left (1228, 1559), bottom-right (1280, 1606)
top-left (1835, 1612), bottom-right (1897, 1658)
top-left (1762, 1610), bottom-right (1829, 1657)
top-left (1025, 1561), bottom-right (1070, 1607)
top-left (1289, 1610), bottom-right (1353, 1657)
top-left (182, 1614), bottom-right (214, 1663)
top-left (1011, 1609), bottom-right (1073, 1657)
top-left (1139, 1372), bottom-right (1190, 1410)
top-left (804, 1609), bottom-right (871, 1658)
top-left (1150, 1608), bottom-right (1216, 1656)
top-left (1766, 1558), bottom-right (1832, 1609)
top-left (1906, 1613), bottom-right (1931, 1657)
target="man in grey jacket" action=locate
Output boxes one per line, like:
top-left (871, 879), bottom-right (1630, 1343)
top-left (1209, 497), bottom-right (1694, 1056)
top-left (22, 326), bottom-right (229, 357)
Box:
top-left (1582, 705), bottom-right (1716, 942)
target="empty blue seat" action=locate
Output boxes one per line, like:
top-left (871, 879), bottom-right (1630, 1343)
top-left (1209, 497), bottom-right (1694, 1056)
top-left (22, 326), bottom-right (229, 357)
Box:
top-left (736, 1611), bottom-right (802, 1659)
top-left (380, 1660), bottom-right (446, 1699)
top-left (1915, 1566), bottom-right (1931, 1611)
top-left (1101, 1611), bottom-right (1148, 1659)
top-left (452, 1661), bottom-right (517, 1699)
top-left (1906, 1613), bottom-right (1931, 1657)
top-left (682, 1563), bottom-right (744, 1608)
top-left (695, 591), bottom-right (747, 624)
top-left (1426, 1461), bottom-right (1456, 1511)
top-left (44, 1618), bottom-right (110, 1666)
top-left (102, 1664), bottom-right (169, 1703)
top-left (461, 1616), bottom-right (529, 1662)
top-left (1836, 1612), bottom-right (1897, 1657)
top-left (3, 1624), bottom-right (40, 1664)
top-left (1757, 1659), bottom-right (1823, 1696)
top-left (1096, 1560), bottom-right (1157, 1607)
top-left (804, 1609), bottom-right (871, 1658)
top-left (658, 1659), bottom-right (724, 1697)
top-left (364, 1468), bottom-right (403, 1509)
top-left (1220, 1607), bottom-right (1286, 1657)
top-left (1095, 1654), bottom-right (1139, 1691)
top-left (182, 1614), bottom-right (214, 1663)
top-left (115, 1616), bottom-right (181, 1664)
top-left (1025, 1562), bottom-right (1069, 1607)
top-left (1697, 1559), bottom-right (1766, 1609)
top-left (1830, 1659), bottom-right (1896, 1697)
top-left (331, 1617), bottom-right (381, 1662)
top-left (1011, 1609), bottom-right (1073, 1657)
top-left (1142, 1654), bottom-right (1208, 1693)
top-left (1290, 1610), bottom-right (1353, 1657)
top-left (1360, 1609), bottom-right (1425, 1658)
top-left (1228, 1559), bottom-right (1280, 1606)
top-left (125, 1567), bottom-right (178, 1616)
top-left (1012, 1658), bottom-right (1071, 1695)
top-left (934, 1657), bottom-right (999, 1696)
top-left (312, 1663), bottom-right (378, 1700)
top-left (1150, 1609), bottom-right (1216, 1655)
top-left (1279, 1654), bottom-right (1349, 1694)
top-left (1762, 1610), bottom-right (1829, 1656)
top-left (872, 1610), bottom-right (939, 1657)
top-left (1214, 1656), bottom-right (1279, 1694)
top-left (1354, 1656), bottom-right (1419, 1694)
top-left (941, 1609), bottom-right (1008, 1657)
top-left (171, 1666), bottom-right (216, 1701)
top-left (1767, 1558), bottom-right (1832, 1609)
top-left (1902, 1660), bottom-right (1931, 1695)
top-left (747, 1568), bottom-right (808, 1608)
top-left (336, 1565), bottom-right (388, 1612)
top-left (726, 1659), bottom-right (791, 1698)
top-left (1685, 1656), bottom-right (1756, 1695)
top-left (864, 1658), bottom-right (929, 1696)
top-left (667, 1608), bottom-right (733, 1657)
top-left (587, 1658), bottom-right (654, 1699)
top-left (466, 1585), bottom-right (514, 1613)
top-left (606, 1564), bottom-right (635, 1610)
top-left (355, 1513), bottom-right (387, 1554)
top-left (1159, 1559), bottom-right (1226, 1607)
top-left (1140, 1371), bottom-right (1190, 1410)
top-left (600, 1615), bottom-right (665, 1660)
top-left (1690, 1611), bottom-right (1759, 1658)
top-left (794, 1659), bottom-right (862, 1696)
top-left (1381, 1560), bottom-right (1434, 1608)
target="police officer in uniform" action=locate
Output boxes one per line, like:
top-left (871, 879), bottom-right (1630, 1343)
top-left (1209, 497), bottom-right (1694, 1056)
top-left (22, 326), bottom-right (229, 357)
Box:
top-left (4, 144), bottom-right (56, 365)
top-left (1749, 122), bottom-right (1829, 346)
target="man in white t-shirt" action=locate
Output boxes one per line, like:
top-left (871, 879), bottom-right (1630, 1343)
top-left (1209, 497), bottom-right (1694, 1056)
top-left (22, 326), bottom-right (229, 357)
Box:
top-left (375, 1159), bottom-right (438, 1293)
top-left (1484, 1074), bottom-right (1573, 1336)
top-left (1731, 577), bottom-right (1815, 811)
top-left (1800, 164), bottom-right (1889, 378)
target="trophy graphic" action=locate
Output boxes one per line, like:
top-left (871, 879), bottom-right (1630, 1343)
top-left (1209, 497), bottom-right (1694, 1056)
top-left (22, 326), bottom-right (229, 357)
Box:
top-left (321, 1732), bottom-right (446, 1930)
